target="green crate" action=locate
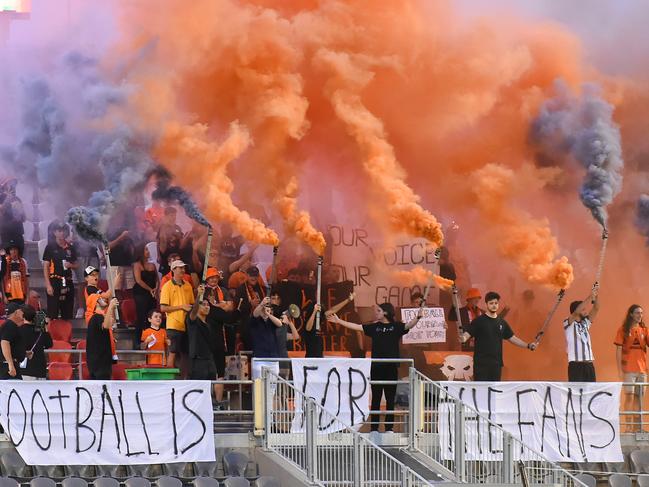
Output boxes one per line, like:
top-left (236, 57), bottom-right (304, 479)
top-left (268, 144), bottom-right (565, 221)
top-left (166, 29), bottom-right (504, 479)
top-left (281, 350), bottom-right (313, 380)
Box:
top-left (125, 368), bottom-right (180, 380)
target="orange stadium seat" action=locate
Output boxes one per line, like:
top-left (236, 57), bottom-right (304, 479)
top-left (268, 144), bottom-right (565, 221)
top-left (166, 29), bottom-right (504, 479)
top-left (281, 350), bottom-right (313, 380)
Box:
top-left (49, 340), bottom-right (72, 363)
top-left (49, 319), bottom-right (72, 342)
top-left (48, 362), bottom-right (74, 380)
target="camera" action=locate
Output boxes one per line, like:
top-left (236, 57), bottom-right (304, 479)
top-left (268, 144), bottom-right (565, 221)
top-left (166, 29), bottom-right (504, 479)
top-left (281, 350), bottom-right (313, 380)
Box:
top-left (33, 310), bottom-right (48, 332)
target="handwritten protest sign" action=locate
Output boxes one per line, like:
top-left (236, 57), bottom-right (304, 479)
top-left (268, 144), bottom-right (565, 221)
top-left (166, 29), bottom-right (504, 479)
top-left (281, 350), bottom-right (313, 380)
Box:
top-left (400, 307), bottom-right (446, 343)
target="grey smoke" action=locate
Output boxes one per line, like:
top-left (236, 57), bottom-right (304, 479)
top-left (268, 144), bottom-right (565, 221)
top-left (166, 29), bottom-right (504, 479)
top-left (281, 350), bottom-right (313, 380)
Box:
top-left (635, 194), bottom-right (649, 245)
top-left (530, 80), bottom-right (624, 229)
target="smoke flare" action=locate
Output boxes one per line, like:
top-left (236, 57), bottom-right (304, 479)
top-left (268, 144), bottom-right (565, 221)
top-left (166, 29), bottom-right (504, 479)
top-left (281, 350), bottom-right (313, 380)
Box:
top-left (154, 121), bottom-right (279, 244)
top-left (152, 181), bottom-right (211, 228)
top-left (531, 82), bottom-right (624, 229)
top-left (392, 267), bottom-right (454, 292)
top-left (635, 194), bottom-right (649, 245)
top-left (470, 163), bottom-right (574, 290)
top-left (66, 206), bottom-right (108, 245)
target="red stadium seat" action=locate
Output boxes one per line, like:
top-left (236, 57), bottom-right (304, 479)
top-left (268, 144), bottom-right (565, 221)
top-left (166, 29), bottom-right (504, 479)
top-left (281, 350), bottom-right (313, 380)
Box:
top-left (112, 362), bottom-right (128, 380)
top-left (49, 340), bottom-right (72, 363)
top-left (48, 362), bottom-right (73, 380)
top-left (120, 298), bottom-right (137, 327)
top-left (49, 319), bottom-right (72, 342)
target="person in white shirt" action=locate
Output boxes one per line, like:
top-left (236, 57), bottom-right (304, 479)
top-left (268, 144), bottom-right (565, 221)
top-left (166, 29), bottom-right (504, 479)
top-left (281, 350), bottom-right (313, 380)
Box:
top-left (564, 284), bottom-right (600, 382)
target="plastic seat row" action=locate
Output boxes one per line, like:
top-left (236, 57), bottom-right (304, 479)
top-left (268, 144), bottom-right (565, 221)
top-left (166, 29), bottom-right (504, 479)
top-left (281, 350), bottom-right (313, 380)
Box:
top-left (0, 477), bottom-right (279, 487)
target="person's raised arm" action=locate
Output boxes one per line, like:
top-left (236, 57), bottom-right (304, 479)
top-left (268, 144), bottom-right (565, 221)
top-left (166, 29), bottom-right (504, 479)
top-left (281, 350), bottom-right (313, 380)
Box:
top-left (330, 313), bottom-right (363, 332)
top-left (103, 298), bottom-right (119, 330)
top-left (588, 284), bottom-right (600, 322)
top-left (306, 304), bottom-right (320, 332)
top-left (405, 309), bottom-right (423, 331)
top-left (326, 293), bottom-right (355, 317)
top-left (253, 296), bottom-right (270, 318)
top-left (284, 316), bottom-right (300, 340)
top-left (189, 285), bottom-right (205, 320)
top-left (508, 335), bottom-right (536, 350)
top-left (268, 313), bottom-right (284, 328)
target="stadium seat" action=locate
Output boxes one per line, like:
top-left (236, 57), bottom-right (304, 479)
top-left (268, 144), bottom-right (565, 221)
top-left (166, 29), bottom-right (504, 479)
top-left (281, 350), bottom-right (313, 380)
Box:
top-left (631, 450), bottom-right (649, 473)
top-left (62, 477), bottom-right (89, 487)
top-left (192, 477), bottom-right (219, 487)
top-left (120, 298), bottom-right (137, 326)
top-left (193, 462), bottom-right (218, 478)
top-left (49, 319), bottom-right (73, 341)
top-left (93, 479), bottom-right (119, 487)
top-left (33, 464), bottom-right (66, 478)
top-left (254, 477), bottom-right (280, 487)
top-left (111, 362), bottom-right (128, 380)
top-left (155, 477), bottom-right (181, 487)
top-left (638, 475), bottom-right (649, 487)
top-left (124, 478), bottom-right (151, 487)
top-left (48, 362), bottom-right (74, 380)
top-left (128, 464), bottom-right (164, 478)
top-left (0, 478), bottom-right (19, 487)
top-left (95, 466), bottom-right (127, 479)
top-left (164, 463), bottom-right (192, 479)
top-left (30, 478), bottom-right (55, 487)
top-left (0, 450), bottom-right (30, 477)
top-left (223, 479), bottom-right (250, 487)
top-left (65, 466), bottom-right (96, 479)
top-left (49, 340), bottom-right (73, 363)
top-left (575, 473), bottom-right (596, 487)
top-left (223, 451), bottom-right (248, 477)
top-left (609, 473), bottom-right (632, 487)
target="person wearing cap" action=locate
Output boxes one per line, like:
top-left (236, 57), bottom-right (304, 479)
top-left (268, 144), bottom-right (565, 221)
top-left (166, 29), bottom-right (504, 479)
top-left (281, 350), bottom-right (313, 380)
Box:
top-left (0, 240), bottom-right (29, 305)
top-left (160, 259), bottom-right (195, 375)
top-left (86, 298), bottom-right (119, 380)
top-left (42, 220), bottom-right (78, 320)
top-left (448, 287), bottom-right (484, 351)
top-left (160, 253), bottom-right (195, 289)
top-left (0, 302), bottom-right (26, 379)
top-left (84, 265), bottom-right (121, 361)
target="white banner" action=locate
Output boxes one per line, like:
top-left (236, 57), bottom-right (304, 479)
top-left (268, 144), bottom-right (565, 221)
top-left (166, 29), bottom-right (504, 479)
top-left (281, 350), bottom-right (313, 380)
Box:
top-left (291, 358), bottom-right (371, 433)
top-left (400, 307), bottom-right (446, 344)
top-left (439, 382), bottom-right (622, 462)
top-left (0, 381), bottom-right (215, 465)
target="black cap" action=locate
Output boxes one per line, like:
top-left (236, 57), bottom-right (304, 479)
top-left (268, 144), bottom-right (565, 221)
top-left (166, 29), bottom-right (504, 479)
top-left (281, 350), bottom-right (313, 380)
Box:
top-left (4, 240), bottom-right (19, 253)
top-left (246, 266), bottom-right (260, 277)
top-left (6, 302), bottom-right (23, 315)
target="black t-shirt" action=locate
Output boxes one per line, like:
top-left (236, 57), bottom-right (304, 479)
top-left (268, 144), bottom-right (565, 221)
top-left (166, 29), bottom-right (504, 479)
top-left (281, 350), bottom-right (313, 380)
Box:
top-left (249, 316), bottom-right (280, 358)
top-left (465, 314), bottom-right (514, 366)
top-left (362, 321), bottom-right (407, 359)
top-left (19, 325), bottom-right (53, 378)
top-left (300, 326), bottom-right (323, 358)
top-left (186, 315), bottom-right (214, 360)
top-left (43, 242), bottom-right (77, 279)
top-left (86, 314), bottom-right (112, 371)
top-left (0, 319), bottom-right (25, 363)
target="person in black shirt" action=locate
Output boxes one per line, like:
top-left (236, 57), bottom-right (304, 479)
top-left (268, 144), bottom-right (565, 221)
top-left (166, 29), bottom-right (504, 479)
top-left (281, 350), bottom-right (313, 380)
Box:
top-left (332, 302), bottom-right (421, 432)
top-left (460, 291), bottom-right (536, 381)
top-left (87, 298), bottom-right (119, 380)
top-left (19, 306), bottom-right (53, 380)
top-left (42, 220), bottom-right (78, 319)
top-left (0, 302), bottom-right (25, 379)
top-left (301, 303), bottom-right (324, 358)
top-left (186, 286), bottom-right (218, 381)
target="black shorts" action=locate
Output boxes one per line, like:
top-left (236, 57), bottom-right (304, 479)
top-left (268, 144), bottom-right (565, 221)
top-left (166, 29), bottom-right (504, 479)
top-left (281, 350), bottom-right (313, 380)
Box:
top-left (190, 358), bottom-right (217, 380)
top-left (213, 350), bottom-right (225, 378)
top-left (568, 361), bottom-right (596, 382)
top-left (167, 329), bottom-right (188, 354)
top-left (474, 363), bottom-right (502, 381)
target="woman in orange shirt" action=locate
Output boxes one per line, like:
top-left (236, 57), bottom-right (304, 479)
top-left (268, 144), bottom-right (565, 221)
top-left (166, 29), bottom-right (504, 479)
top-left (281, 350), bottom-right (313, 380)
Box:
top-left (614, 304), bottom-right (647, 431)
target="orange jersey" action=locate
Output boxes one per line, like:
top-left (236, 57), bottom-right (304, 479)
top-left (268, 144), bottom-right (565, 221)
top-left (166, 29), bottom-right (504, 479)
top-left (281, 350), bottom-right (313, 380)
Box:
top-left (615, 325), bottom-right (648, 373)
top-left (141, 327), bottom-right (168, 365)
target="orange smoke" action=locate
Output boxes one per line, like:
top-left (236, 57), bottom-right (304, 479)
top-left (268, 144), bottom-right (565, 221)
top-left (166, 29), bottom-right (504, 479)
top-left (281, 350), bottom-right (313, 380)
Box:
top-left (470, 163), bottom-right (574, 290)
top-left (154, 121), bottom-right (279, 245)
top-left (314, 49), bottom-right (444, 248)
top-left (392, 266), bottom-right (454, 292)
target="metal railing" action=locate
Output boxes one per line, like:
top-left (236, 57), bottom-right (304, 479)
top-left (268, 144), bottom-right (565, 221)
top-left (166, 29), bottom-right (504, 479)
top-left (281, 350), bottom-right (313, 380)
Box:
top-left (408, 369), bottom-right (587, 486)
top-left (251, 357), bottom-right (413, 434)
top-left (259, 367), bottom-right (434, 486)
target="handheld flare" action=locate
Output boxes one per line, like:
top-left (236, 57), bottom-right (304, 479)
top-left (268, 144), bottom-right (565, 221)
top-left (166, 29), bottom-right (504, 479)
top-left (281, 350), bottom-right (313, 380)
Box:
top-left (451, 285), bottom-right (464, 338)
top-left (267, 246), bottom-right (279, 297)
top-left (198, 226), bottom-right (213, 302)
top-left (315, 255), bottom-right (324, 331)
top-left (594, 229), bottom-right (608, 285)
top-left (534, 289), bottom-right (566, 344)
top-left (102, 244), bottom-right (120, 323)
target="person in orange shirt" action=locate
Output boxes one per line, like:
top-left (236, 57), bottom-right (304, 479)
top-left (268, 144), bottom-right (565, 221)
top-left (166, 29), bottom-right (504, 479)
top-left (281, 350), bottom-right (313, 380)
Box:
top-left (140, 309), bottom-right (170, 366)
top-left (615, 304), bottom-right (647, 431)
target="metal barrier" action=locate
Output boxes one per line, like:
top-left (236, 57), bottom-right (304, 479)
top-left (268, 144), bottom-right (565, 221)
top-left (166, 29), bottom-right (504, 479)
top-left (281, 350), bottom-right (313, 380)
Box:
top-left (408, 369), bottom-right (587, 486)
top-left (251, 357), bottom-right (413, 433)
top-left (259, 367), bottom-right (434, 486)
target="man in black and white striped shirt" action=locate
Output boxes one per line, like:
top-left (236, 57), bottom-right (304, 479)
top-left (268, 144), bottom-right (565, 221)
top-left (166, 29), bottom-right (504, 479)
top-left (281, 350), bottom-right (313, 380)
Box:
top-left (564, 284), bottom-right (600, 382)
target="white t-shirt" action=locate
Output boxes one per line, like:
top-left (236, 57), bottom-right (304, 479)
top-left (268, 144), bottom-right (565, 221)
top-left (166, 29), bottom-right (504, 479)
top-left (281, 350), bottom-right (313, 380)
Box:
top-left (564, 317), bottom-right (594, 362)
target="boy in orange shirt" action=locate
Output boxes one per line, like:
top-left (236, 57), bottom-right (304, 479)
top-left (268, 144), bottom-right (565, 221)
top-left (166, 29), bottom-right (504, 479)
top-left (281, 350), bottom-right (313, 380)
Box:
top-left (141, 309), bottom-right (170, 366)
top-left (615, 304), bottom-right (647, 432)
